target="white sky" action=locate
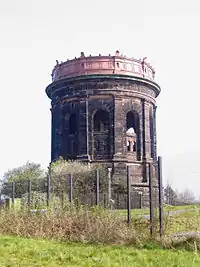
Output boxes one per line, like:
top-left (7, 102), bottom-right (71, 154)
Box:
top-left (0, 0), bottom-right (200, 196)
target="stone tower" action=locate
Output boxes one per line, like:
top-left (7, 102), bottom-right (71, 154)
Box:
top-left (46, 51), bottom-right (161, 199)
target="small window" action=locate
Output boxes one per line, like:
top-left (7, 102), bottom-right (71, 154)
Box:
top-left (126, 111), bottom-right (139, 132)
top-left (126, 111), bottom-right (140, 159)
top-left (127, 141), bottom-right (131, 152)
top-left (94, 110), bottom-right (109, 132)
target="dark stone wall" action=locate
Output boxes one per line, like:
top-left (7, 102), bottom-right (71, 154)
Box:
top-left (47, 75), bottom-right (160, 206)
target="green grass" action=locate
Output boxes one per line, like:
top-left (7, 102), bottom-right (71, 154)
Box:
top-left (117, 208), bottom-right (149, 217)
top-left (1, 205), bottom-right (200, 266)
top-left (118, 204), bottom-right (200, 218)
top-left (0, 235), bottom-right (200, 267)
top-left (10, 198), bottom-right (21, 209)
top-left (11, 199), bottom-right (200, 217)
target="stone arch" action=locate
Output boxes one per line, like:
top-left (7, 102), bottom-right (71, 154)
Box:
top-left (60, 111), bottom-right (78, 160)
top-left (126, 110), bottom-right (141, 160)
top-left (122, 101), bottom-right (141, 118)
top-left (68, 113), bottom-right (78, 159)
top-left (93, 109), bottom-right (110, 159)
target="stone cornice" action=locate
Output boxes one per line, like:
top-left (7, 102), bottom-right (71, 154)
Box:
top-left (46, 74), bottom-right (161, 99)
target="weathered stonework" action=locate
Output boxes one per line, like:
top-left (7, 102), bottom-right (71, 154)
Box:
top-left (46, 51), bottom-right (161, 207)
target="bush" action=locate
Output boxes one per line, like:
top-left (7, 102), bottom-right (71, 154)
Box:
top-left (50, 159), bottom-right (108, 205)
top-left (21, 191), bottom-right (47, 209)
top-left (0, 207), bottom-right (142, 245)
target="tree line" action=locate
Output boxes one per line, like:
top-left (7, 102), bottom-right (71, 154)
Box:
top-left (164, 183), bottom-right (196, 205)
top-left (0, 159), bottom-right (108, 208)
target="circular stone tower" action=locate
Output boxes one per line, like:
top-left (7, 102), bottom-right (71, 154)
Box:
top-left (46, 51), bottom-right (161, 200)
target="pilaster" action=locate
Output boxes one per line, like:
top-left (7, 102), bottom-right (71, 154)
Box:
top-left (153, 105), bottom-right (157, 160)
top-left (113, 97), bottom-right (125, 160)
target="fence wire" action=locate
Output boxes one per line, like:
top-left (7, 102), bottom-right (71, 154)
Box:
top-left (0, 158), bottom-right (164, 236)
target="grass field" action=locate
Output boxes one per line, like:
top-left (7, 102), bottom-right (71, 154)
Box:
top-left (1, 205), bottom-right (200, 266)
top-left (2, 203), bottom-right (200, 242)
top-left (0, 235), bottom-right (200, 267)
top-left (118, 204), bottom-right (200, 217)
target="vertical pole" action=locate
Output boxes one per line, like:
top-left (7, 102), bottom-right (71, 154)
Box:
top-left (69, 174), bottom-right (73, 203)
top-left (28, 179), bottom-right (31, 207)
top-left (21, 180), bottom-right (26, 210)
top-left (139, 192), bottom-right (143, 209)
top-left (158, 156), bottom-right (164, 237)
top-left (149, 163), bottom-right (155, 236)
top-left (95, 169), bottom-right (100, 205)
top-left (103, 193), bottom-right (106, 208)
top-left (23, 180), bottom-right (26, 194)
top-left (47, 173), bottom-right (51, 207)
top-left (108, 168), bottom-right (112, 207)
top-left (127, 166), bottom-right (131, 225)
top-left (5, 198), bottom-right (10, 209)
top-left (11, 181), bottom-right (15, 206)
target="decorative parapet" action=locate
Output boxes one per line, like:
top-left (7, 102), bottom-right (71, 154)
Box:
top-left (51, 50), bottom-right (156, 82)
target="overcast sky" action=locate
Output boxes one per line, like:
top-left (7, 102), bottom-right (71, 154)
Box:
top-left (0, 0), bottom-right (200, 196)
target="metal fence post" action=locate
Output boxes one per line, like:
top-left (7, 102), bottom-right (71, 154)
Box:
top-left (95, 169), bottom-right (100, 205)
top-left (139, 191), bottom-right (143, 209)
top-left (103, 193), bottom-right (106, 208)
top-left (69, 174), bottom-right (73, 203)
top-left (127, 165), bottom-right (131, 226)
top-left (47, 174), bottom-right (51, 207)
top-left (28, 179), bottom-right (31, 207)
top-left (149, 163), bottom-right (155, 236)
top-left (158, 156), bottom-right (164, 237)
top-left (47, 163), bottom-right (52, 207)
top-left (11, 181), bottom-right (15, 206)
top-left (108, 168), bottom-right (112, 208)
top-left (23, 180), bottom-right (26, 194)
top-left (5, 198), bottom-right (10, 209)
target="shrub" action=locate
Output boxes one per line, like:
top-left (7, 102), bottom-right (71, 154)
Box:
top-left (50, 159), bottom-right (108, 205)
top-left (21, 191), bottom-right (47, 209)
top-left (0, 207), bottom-right (142, 245)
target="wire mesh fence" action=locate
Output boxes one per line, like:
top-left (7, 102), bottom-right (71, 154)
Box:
top-left (0, 157), bottom-right (164, 236)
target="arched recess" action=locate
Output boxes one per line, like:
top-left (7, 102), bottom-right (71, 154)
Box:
top-left (68, 113), bottom-right (78, 159)
top-left (126, 111), bottom-right (141, 160)
top-left (93, 109), bottom-right (110, 159)
top-left (61, 112), bottom-right (78, 160)
top-left (69, 113), bottom-right (77, 134)
top-left (149, 109), bottom-right (154, 158)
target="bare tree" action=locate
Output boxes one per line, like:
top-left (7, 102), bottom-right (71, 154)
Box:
top-left (164, 183), bottom-right (178, 205)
